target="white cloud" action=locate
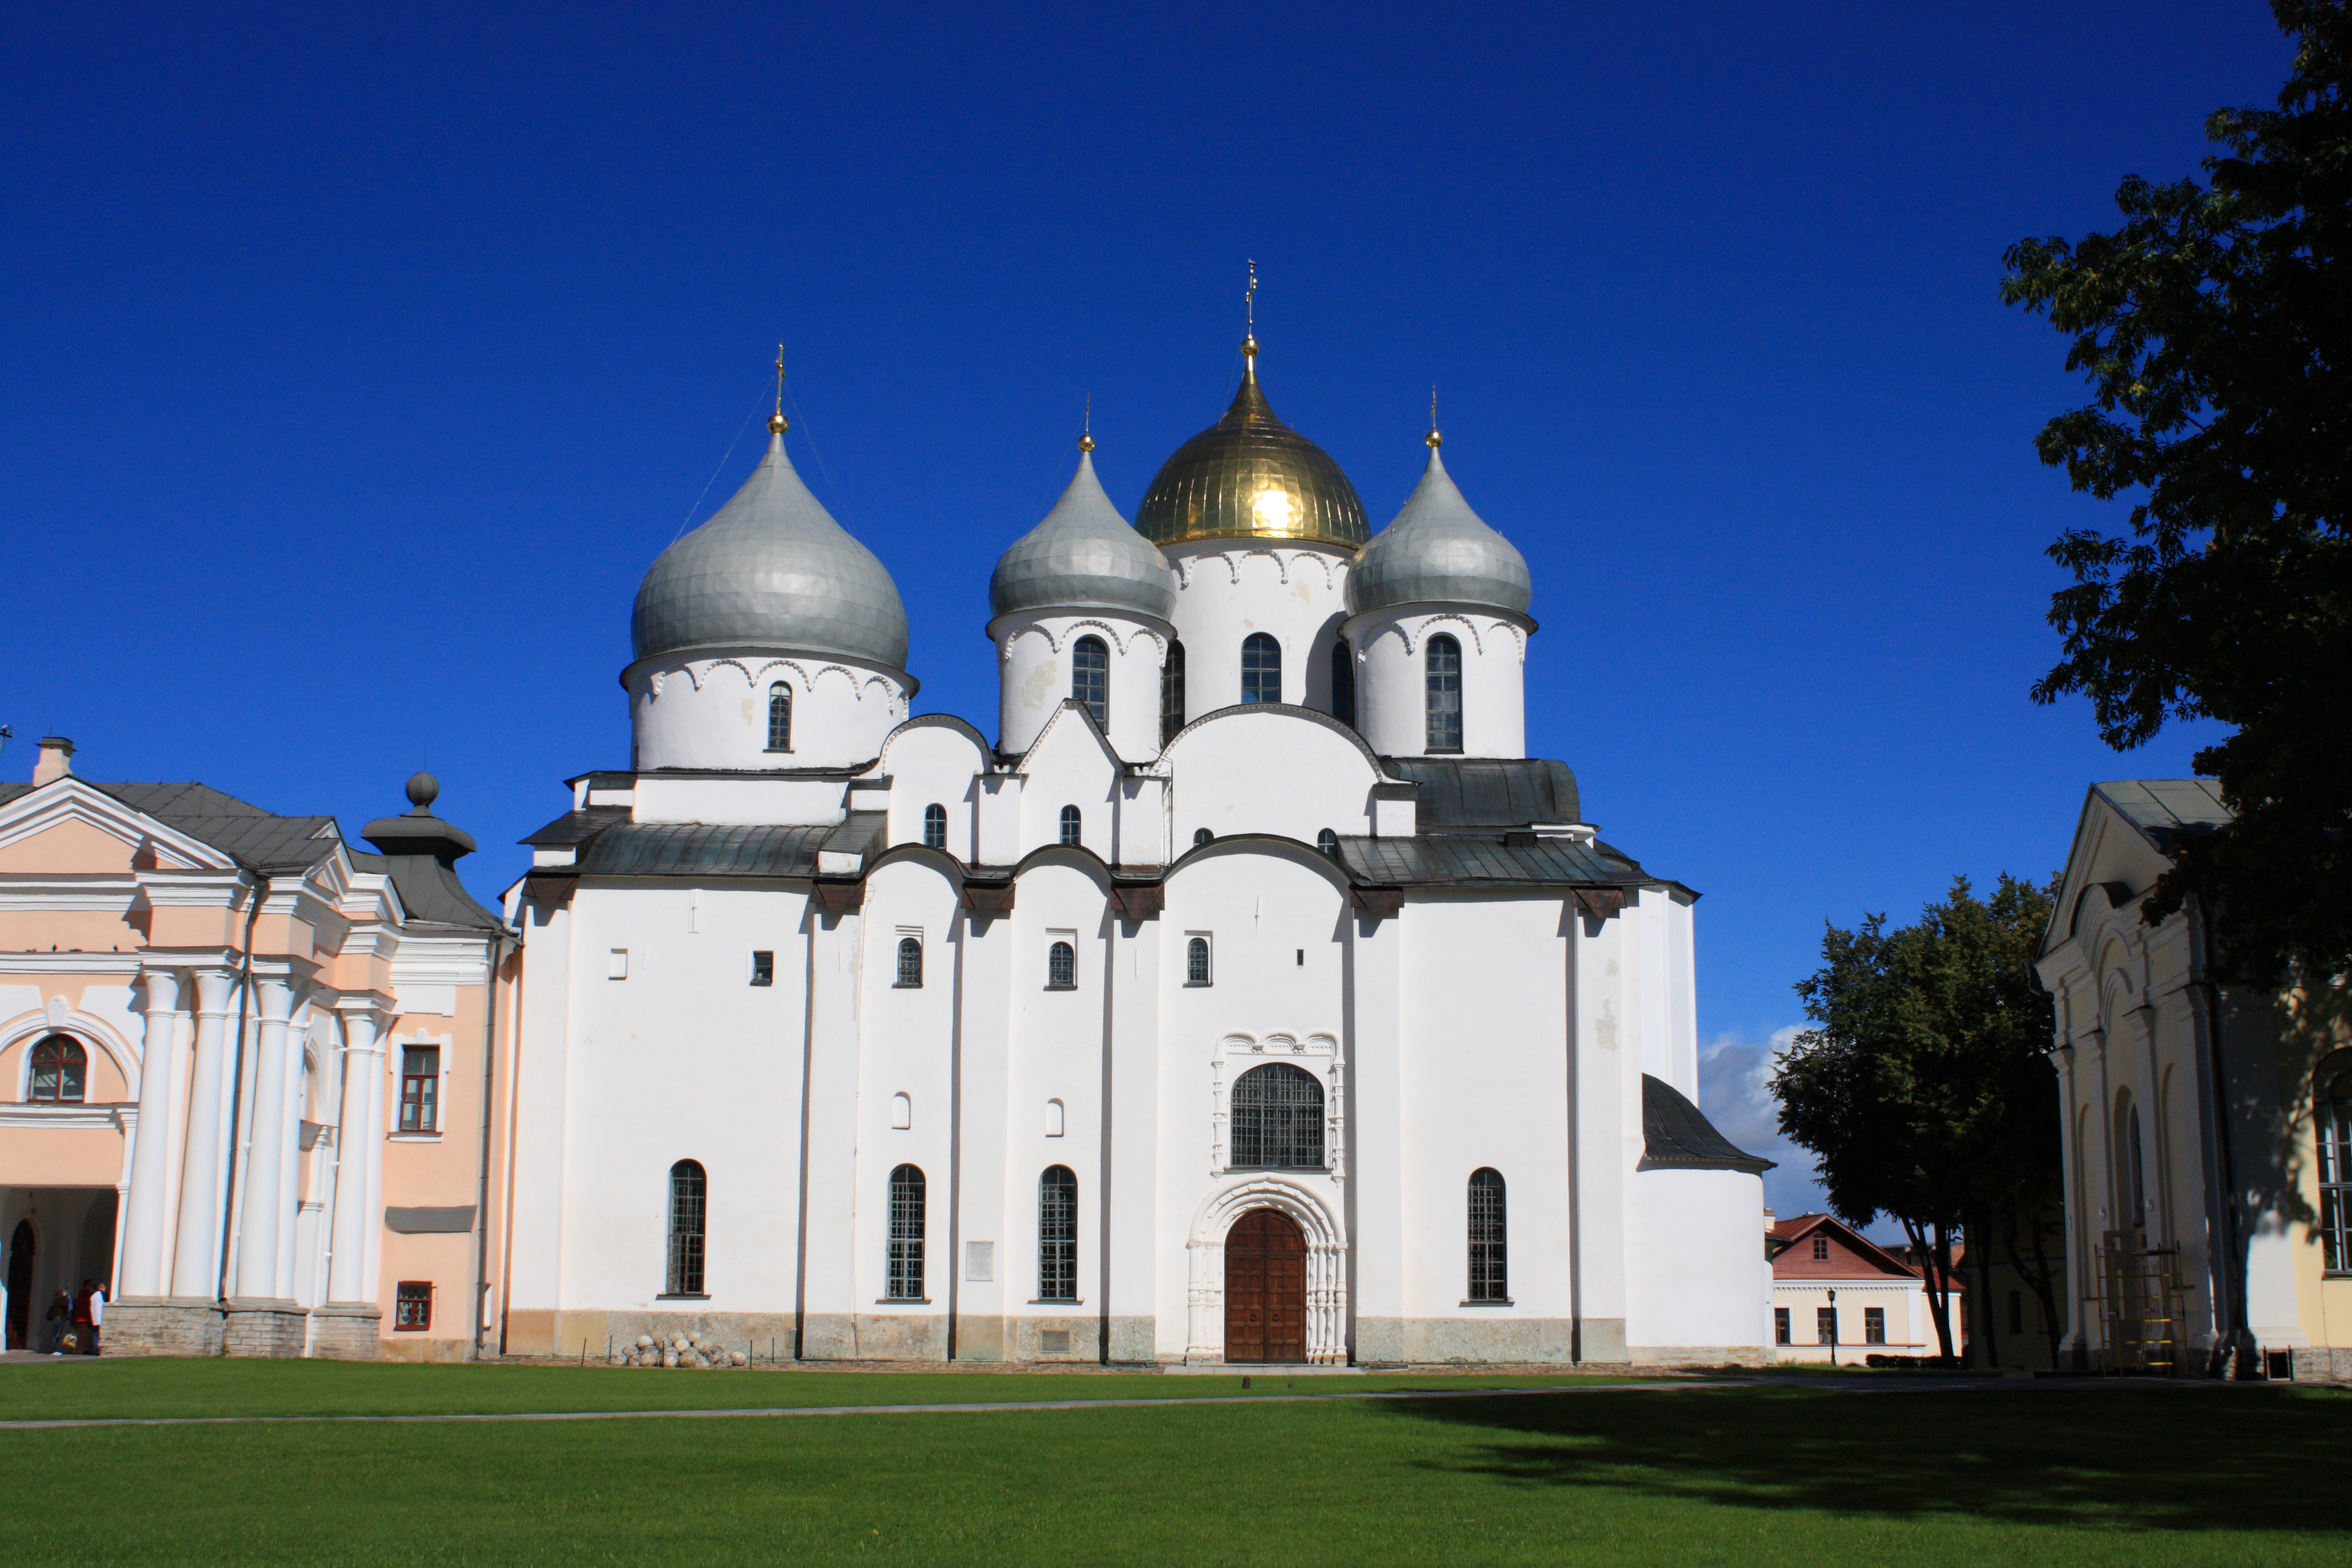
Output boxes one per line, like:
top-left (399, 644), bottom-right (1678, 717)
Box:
top-left (1697, 1023), bottom-right (1904, 1241)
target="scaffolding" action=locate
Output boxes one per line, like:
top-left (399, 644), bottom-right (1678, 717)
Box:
top-left (2089, 1229), bottom-right (2188, 1375)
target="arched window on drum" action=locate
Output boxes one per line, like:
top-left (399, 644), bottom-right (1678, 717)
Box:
top-left (1071, 635), bottom-right (1109, 730)
top-left (766, 683), bottom-right (792, 753)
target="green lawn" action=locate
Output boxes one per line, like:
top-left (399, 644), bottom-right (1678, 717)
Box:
top-left (0, 1362), bottom-right (2340, 1566)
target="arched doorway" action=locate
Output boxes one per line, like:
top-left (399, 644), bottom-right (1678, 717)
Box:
top-left (1224, 1207), bottom-right (1305, 1363)
top-left (6, 1220), bottom-right (32, 1351)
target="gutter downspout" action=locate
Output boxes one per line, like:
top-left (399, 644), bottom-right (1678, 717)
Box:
top-left (471, 929), bottom-right (507, 1360)
top-left (215, 874), bottom-right (266, 1307)
top-left (2196, 896), bottom-right (2253, 1378)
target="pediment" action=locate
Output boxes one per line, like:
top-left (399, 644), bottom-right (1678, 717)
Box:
top-left (0, 781), bottom-right (235, 874)
top-left (2046, 789), bottom-right (2180, 956)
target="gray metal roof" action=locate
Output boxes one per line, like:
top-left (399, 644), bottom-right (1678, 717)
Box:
top-left (1335, 832), bottom-right (1643, 888)
top-left (520, 806), bottom-right (633, 847)
top-left (631, 432), bottom-right (910, 672)
top-left (1347, 447), bottom-right (1534, 619)
top-left (990, 450), bottom-right (1177, 622)
top-left (1382, 757), bottom-right (1581, 831)
top-left (568, 813), bottom-right (886, 879)
top-left (2094, 779), bottom-right (2231, 847)
top-left (0, 780), bottom-right (344, 874)
top-left (1639, 1074), bottom-right (1774, 1173)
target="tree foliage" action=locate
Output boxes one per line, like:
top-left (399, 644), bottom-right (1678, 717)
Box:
top-left (1774, 875), bottom-right (2059, 1362)
top-left (2000, 1), bottom-right (2350, 985)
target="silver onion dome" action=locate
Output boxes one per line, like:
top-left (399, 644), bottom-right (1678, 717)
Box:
top-left (631, 430), bottom-right (910, 671)
top-left (1347, 441), bottom-right (1533, 618)
top-left (989, 447), bottom-right (1177, 622)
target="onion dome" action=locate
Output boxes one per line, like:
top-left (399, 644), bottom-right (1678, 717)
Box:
top-left (991, 444), bottom-right (1177, 622)
top-left (631, 429), bottom-right (910, 671)
top-left (1347, 437), bottom-right (1533, 618)
top-left (1134, 348), bottom-right (1369, 548)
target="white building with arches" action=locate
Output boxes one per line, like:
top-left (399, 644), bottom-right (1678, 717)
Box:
top-left (501, 341), bottom-right (1773, 1366)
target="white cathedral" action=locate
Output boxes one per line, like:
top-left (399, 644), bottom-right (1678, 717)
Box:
top-left (500, 334), bottom-right (1773, 1366)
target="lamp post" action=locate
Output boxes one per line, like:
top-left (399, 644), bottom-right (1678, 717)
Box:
top-left (1827, 1288), bottom-right (1838, 1367)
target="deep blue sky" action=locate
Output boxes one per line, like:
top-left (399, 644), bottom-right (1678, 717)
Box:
top-left (4, 2), bottom-right (2285, 1216)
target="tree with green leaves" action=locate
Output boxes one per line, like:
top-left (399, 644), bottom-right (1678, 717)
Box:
top-left (2000, 1), bottom-right (2349, 986)
top-left (1774, 875), bottom-right (2059, 1363)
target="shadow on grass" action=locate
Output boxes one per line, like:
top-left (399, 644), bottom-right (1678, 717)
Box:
top-left (1390, 1384), bottom-right (2350, 1536)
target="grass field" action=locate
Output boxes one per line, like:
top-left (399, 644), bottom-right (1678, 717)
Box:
top-left (0, 1360), bottom-right (2341, 1566)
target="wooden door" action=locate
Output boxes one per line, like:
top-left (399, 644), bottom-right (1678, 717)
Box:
top-left (1224, 1207), bottom-right (1306, 1363)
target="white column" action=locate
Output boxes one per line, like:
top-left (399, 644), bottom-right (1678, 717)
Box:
top-left (233, 976), bottom-right (300, 1302)
top-left (119, 968), bottom-right (187, 1298)
top-left (171, 966), bottom-right (241, 1297)
top-left (326, 1004), bottom-right (385, 1305)
top-left (2053, 1041), bottom-right (2082, 1354)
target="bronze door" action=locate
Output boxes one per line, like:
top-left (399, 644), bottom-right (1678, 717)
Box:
top-left (1224, 1207), bottom-right (1306, 1363)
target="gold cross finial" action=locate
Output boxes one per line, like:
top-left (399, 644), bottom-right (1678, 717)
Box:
top-left (1428, 384), bottom-right (1442, 448)
top-left (1080, 395), bottom-right (1094, 452)
top-left (1241, 260), bottom-right (1259, 367)
top-left (769, 344), bottom-right (788, 435)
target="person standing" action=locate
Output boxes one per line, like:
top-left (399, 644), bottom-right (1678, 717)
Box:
top-left (82, 1280), bottom-right (104, 1355)
top-left (46, 1289), bottom-right (72, 1354)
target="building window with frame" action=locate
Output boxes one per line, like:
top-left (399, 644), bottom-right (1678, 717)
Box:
top-left (922, 803), bottom-right (948, 851)
top-left (399, 1046), bottom-right (440, 1133)
top-left (1038, 1165), bottom-right (1078, 1303)
top-left (1316, 828), bottom-right (1339, 856)
top-left (1774, 1307), bottom-right (1792, 1345)
top-left (28, 1035), bottom-right (86, 1103)
top-left (1229, 1063), bottom-right (1323, 1169)
top-left (1864, 1306), bottom-right (1886, 1344)
top-left (666, 1159), bottom-right (706, 1295)
top-left (1467, 1168), bottom-right (1507, 1302)
top-left (1811, 1235), bottom-right (1829, 1261)
top-left (895, 937), bottom-right (923, 988)
top-left (766, 683), bottom-right (792, 752)
top-left (1330, 639), bottom-right (1355, 728)
top-left (1047, 940), bottom-right (1076, 990)
top-left (1425, 634), bottom-right (1462, 752)
top-left (1058, 805), bottom-right (1082, 847)
top-left (887, 1164), bottom-right (926, 1299)
top-left (750, 950), bottom-right (774, 987)
top-left (1193, 827), bottom-right (1213, 847)
top-left (1241, 632), bottom-right (1281, 704)
top-left (393, 1282), bottom-right (432, 1331)
top-left (1816, 1307), bottom-right (1837, 1345)
top-left (2318, 1064), bottom-right (2352, 1271)
top-left (1185, 936), bottom-right (1212, 986)
top-left (1071, 635), bottom-right (1109, 729)
top-left (1161, 640), bottom-right (1186, 746)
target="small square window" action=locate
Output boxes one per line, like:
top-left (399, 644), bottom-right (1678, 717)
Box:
top-left (1811, 1235), bottom-right (1829, 1261)
top-left (608, 948), bottom-right (629, 980)
top-left (750, 950), bottom-right (774, 987)
top-left (394, 1282), bottom-right (432, 1331)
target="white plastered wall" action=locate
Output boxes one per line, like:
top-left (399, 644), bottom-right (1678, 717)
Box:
top-left (1164, 543), bottom-right (1354, 721)
top-left (627, 650), bottom-right (911, 771)
top-left (990, 614), bottom-right (1170, 763)
top-left (1343, 609), bottom-right (1529, 761)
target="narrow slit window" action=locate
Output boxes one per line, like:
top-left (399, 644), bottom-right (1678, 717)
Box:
top-left (1425, 634), bottom-right (1462, 752)
top-left (28, 1035), bottom-right (86, 1103)
top-left (1468, 1168), bottom-right (1507, 1301)
top-left (666, 1159), bottom-right (706, 1295)
top-left (922, 803), bottom-right (948, 851)
top-left (1038, 1166), bottom-right (1078, 1302)
top-left (2318, 1066), bottom-right (2352, 1271)
top-left (766, 683), bottom-right (792, 752)
top-left (1160, 640), bottom-right (1186, 746)
top-left (1330, 640), bottom-right (1355, 728)
top-left (886, 1164), bottom-right (926, 1299)
top-left (1241, 633), bottom-right (1281, 704)
top-left (896, 937), bottom-right (923, 988)
top-left (1071, 635), bottom-right (1108, 729)
top-left (1186, 936), bottom-right (1211, 986)
top-left (1058, 805), bottom-right (1082, 847)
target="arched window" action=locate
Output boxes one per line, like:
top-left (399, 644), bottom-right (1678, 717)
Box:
top-left (1229, 1063), bottom-right (1324, 1169)
top-left (766, 683), bottom-right (793, 753)
top-left (1241, 633), bottom-right (1281, 704)
top-left (666, 1160), bottom-right (706, 1295)
top-left (1071, 635), bottom-right (1109, 729)
top-left (886, 1164), bottom-right (925, 1299)
top-left (29, 1036), bottom-right (85, 1103)
top-left (1468, 1168), bottom-right (1507, 1301)
top-left (1316, 829), bottom-right (1339, 856)
top-left (2317, 1064), bottom-right (2352, 1271)
top-left (1047, 941), bottom-right (1076, 990)
top-left (1058, 805), bottom-right (1082, 847)
top-left (1425, 634), bottom-right (1462, 752)
top-left (1161, 640), bottom-right (1186, 747)
top-left (1193, 827), bottom-right (1214, 847)
top-left (1330, 640), bottom-right (1355, 728)
top-left (896, 937), bottom-right (923, 988)
top-left (1186, 936), bottom-right (1212, 986)
top-left (1038, 1166), bottom-right (1078, 1302)
top-left (922, 803), bottom-right (948, 851)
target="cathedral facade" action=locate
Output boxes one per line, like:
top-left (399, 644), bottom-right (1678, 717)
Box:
top-left (501, 337), bottom-right (1774, 1366)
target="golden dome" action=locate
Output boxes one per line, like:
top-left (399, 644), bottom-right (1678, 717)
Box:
top-left (1134, 364), bottom-right (1369, 548)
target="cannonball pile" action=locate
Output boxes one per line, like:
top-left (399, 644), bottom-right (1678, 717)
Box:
top-left (612, 1332), bottom-right (749, 1369)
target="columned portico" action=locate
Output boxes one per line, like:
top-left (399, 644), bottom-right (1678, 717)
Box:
top-left (226, 971), bottom-right (307, 1356)
top-left (314, 998), bottom-right (389, 1358)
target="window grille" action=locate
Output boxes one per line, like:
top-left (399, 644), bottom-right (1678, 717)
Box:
top-left (886, 1164), bottom-right (925, 1299)
top-left (1816, 1307), bottom-right (1837, 1344)
top-left (666, 1160), bottom-right (706, 1295)
top-left (1316, 829), bottom-right (1338, 856)
top-left (896, 937), bottom-right (922, 988)
top-left (1774, 1307), bottom-right (1792, 1345)
top-left (1161, 640), bottom-right (1186, 746)
top-left (1058, 805), bottom-right (1082, 847)
top-left (1229, 1063), bottom-right (1323, 1169)
top-left (28, 1035), bottom-right (85, 1103)
top-left (1864, 1307), bottom-right (1886, 1344)
top-left (399, 1047), bottom-right (439, 1133)
top-left (1425, 634), bottom-right (1462, 752)
top-left (1241, 633), bottom-right (1281, 704)
top-left (1467, 1168), bottom-right (1507, 1301)
top-left (1186, 937), bottom-right (1211, 986)
top-left (766, 683), bottom-right (792, 752)
top-left (393, 1282), bottom-right (432, 1331)
top-left (2320, 1066), bottom-right (2352, 1271)
top-left (1047, 941), bottom-right (1076, 989)
top-left (1071, 635), bottom-right (1108, 729)
top-left (922, 803), bottom-right (948, 850)
top-left (1811, 1235), bottom-right (1829, 1261)
top-left (1329, 640), bottom-right (1355, 728)
top-left (1038, 1166), bottom-right (1078, 1302)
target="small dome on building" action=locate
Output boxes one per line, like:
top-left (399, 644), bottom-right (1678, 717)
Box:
top-left (1348, 444), bottom-right (1532, 618)
top-left (631, 431), bottom-right (910, 671)
top-left (990, 449), bottom-right (1176, 622)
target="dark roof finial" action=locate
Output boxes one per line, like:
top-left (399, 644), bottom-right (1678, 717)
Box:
top-left (406, 771), bottom-right (440, 813)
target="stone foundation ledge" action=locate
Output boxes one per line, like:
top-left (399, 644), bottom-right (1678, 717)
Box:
top-left (308, 1304), bottom-right (384, 1361)
top-left (222, 1299), bottom-right (308, 1359)
top-left (100, 1298), bottom-right (225, 1358)
top-left (2289, 1347), bottom-right (2352, 1384)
